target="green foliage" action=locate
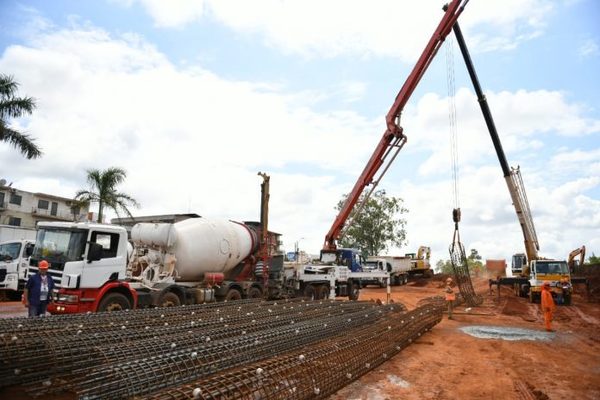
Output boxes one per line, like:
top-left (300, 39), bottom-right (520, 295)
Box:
top-left (589, 253), bottom-right (600, 264)
top-left (75, 167), bottom-right (140, 223)
top-left (0, 74), bottom-right (42, 159)
top-left (436, 248), bottom-right (484, 276)
top-left (336, 189), bottom-right (408, 257)
top-left (467, 248), bottom-right (484, 276)
top-left (436, 259), bottom-right (454, 274)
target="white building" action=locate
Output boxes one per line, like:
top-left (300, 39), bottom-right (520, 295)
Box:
top-left (0, 180), bottom-right (89, 229)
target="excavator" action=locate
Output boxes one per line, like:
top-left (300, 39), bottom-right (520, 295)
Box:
top-left (450, 20), bottom-right (576, 304)
top-left (568, 246), bottom-right (586, 272)
top-left (320, 0), bottom-right (469, 276)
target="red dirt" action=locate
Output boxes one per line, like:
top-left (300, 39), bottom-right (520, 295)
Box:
top-left (332, 277), bottom-right (600, 400)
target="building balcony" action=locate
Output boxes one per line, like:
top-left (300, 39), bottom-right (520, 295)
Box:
top-left (31, 207), bottom-right (79, 222)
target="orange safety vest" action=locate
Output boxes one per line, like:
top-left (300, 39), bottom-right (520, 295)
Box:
top-left (445, 286), bottom-right (456, 301)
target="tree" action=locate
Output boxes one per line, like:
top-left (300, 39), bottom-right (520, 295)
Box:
top-left (436, 259), bottom-right (454, 275)
top-left (335, 189), bottom-right (408, 256)
top-left (589, 253), bottom-right (600, 264)
top-left (75, 167), bottom-right (140, 223)
top-left (436, 248), bottom-right (484, 276)
top-left (0, 74), bottom-right (42, 159)
top-left (467, 248), bottom-right (484, 276)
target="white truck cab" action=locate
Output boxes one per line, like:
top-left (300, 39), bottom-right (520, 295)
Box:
top-left (0, 239), bottom-right (34, 292)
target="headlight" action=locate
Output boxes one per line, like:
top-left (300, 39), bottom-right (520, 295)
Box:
top-left (58, 294), bottom-right (79, 303)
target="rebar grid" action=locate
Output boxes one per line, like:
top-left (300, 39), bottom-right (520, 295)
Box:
top-left (1, 299), bottom-right (370, 388)
top-left (449, 241), bottom-right (483, 307)
top-left (143, 301), bottom-right (442, 400)
top-left (41, 303), bottom-right (397, 399)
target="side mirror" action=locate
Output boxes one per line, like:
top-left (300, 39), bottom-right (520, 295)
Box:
top-left (25, 243), bottom-right (35, 257)
top-left (87, 242), bottom-right (103, 263)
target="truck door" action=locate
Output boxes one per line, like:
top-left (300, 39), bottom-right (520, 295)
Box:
top-left (80, 231), bottom-right (125, 288)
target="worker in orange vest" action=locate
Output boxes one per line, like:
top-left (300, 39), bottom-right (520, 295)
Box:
top-left (540, 281), bottom-right (556, 332)
top-left (445, 277), bottom-right (456, 319)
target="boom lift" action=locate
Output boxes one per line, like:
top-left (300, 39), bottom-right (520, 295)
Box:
top-left (452, 21), bottom-right (573, 303)
top-left (322, 0), bottom-right (469, 260)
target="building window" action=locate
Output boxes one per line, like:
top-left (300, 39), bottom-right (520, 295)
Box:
top-left (8, 217), bottom-right (21, 226)
top-left (9, 193), bottom-right (22, 206)
top-left (0, 192), bottom-right (4, 207)
top-left (51, 202), bottom-right (58, 216)
top-left (38, 199), bottom-right (49, 209)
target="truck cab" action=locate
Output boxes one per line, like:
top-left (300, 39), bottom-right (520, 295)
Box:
top-left (528, 259), bottom-right (572, 304)
top-left (361, 258), bottom-right (390, 287)
top-left (320, 248), bottom-right (364, 272)
top-left (30, 221), bottom-right (131, 313)
top-left (0, 239), bottom-right (34, 296)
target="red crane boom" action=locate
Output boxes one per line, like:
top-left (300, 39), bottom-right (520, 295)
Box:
top-left (323, 0), bottom-right (469, 250)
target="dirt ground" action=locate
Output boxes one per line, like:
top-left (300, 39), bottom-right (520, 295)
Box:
top-left (1, 276), bottom-right (599, 400)
top-left (333, 276), bottom-right (600, 400)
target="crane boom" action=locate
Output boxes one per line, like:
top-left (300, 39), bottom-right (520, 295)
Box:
top-left (323, 0), bottom-right (469, 250)
top-left (452, 22), bottom-right (540, 263)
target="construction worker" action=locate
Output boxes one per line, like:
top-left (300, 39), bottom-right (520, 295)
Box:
top-left (23, 260), bottom-right (55, 317)
top-left (445, 277), bottom-right (456, 319)
top-left (540, 281), bottom-right (556, 332)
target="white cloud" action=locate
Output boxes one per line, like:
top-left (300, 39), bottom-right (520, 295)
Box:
top-left (578, 39), bottom-right (599, 57)
top-left (121, 0), bottom-right (555, 59)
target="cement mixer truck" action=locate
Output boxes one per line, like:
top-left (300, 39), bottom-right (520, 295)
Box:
top-left (32, 216), bottom-right (363, 314)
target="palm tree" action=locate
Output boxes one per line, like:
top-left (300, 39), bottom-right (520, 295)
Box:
top-left (0, 74), bottom-right (42, 159)
top-left (75, 167), bottom-right (140, 223)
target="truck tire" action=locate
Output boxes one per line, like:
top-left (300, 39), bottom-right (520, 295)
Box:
top-left (159, 292), bottom-right (181, 307)
top-left (379, 280), bottom-right (388, 289)
top-left (348, 281), bottom-right (360, 301)
top-left (563, 293), bottom-right (572, 306)
top-left (316, 285), bottom-right (330, 300)
top-left (98, 293), bottom-right (131, 312)
top-left (225, 288), bottom-right (242, 301)
top-left (247, 287), bottom-right (262, 299)
top-left (303, 285), bottom-right (316, 300)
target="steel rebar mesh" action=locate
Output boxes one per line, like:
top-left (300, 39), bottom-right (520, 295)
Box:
top-left (52, 303), bottom-right (398, 399)
top-left (27, 301), bottom-right (380, 396)
top-left (1, 299), bottom-right (367, 388)
top-left (144, 301), bottom-right (443, 400)
top-left (449, 240), bottom-right (483, 307)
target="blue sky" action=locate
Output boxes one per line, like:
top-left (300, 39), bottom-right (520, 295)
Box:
top-left (1, 0), bottom-right (599, 265)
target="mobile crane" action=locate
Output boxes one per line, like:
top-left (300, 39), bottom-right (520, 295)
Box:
top-left (321, 0), bottom-right (469, 266)
top-left (451, 21), bottom-right (573, 303)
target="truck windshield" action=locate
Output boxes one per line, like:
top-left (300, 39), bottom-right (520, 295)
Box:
top-left (32, 228), bottom-right (88, 264)
top-left (0, 242), bottom-right (21, 261)
top-left (536, 262), bottom-right (568, 274)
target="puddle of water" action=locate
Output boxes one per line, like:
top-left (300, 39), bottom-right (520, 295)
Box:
top-left (387, 374), bottom-right (410, 388)
top-left (460, 325), bottom-right (554, 341)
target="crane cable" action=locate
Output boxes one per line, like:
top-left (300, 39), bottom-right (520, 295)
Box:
top-left (445, 36), bottom-right (482, 307)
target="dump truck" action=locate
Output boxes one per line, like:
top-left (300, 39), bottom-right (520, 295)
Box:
top-left (485, 259), bottom-right (507, 278)
top-left (364, 255), bottom-right (411, 286)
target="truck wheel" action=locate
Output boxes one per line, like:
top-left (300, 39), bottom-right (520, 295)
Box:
top-left (349, 281), bottom-right (360, 301)
top-left (316, 285), bottom-right (330, 300)
top-left (98, 293), bottom-right (131, 312)
top-left (303, 285), bottom-right (316, 300)
top-left (247, 287), bottom-right (263, 299)
top-left (379, 280), bottom-right (388, 289)
top-left (159, 292), bottom-right (181, 307)
top-left (528, 289), bottom-right (535, 304)
top-left (563, 294), bottom-right (572, 306)
top-left (225, 288), bottom-right (242, 301)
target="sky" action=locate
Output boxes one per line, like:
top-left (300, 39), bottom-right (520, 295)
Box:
top-left (1, 0), bottom-right (599, 267)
